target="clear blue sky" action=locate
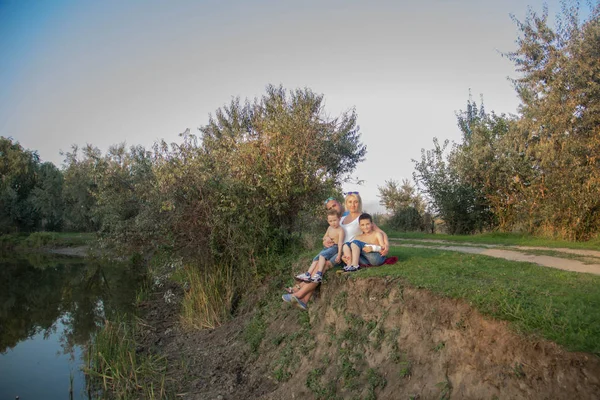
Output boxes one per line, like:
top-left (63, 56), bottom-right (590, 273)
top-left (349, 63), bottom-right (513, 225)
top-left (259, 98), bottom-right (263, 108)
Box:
top-left (1, 0), bottom-right (574, 211)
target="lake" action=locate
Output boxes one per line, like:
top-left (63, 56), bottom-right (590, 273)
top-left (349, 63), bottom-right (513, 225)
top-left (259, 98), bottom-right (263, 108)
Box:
top-left (0, 252), bottom-right (147, 399)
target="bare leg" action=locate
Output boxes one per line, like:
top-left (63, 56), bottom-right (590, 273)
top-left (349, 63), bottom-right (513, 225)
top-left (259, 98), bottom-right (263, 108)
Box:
top-left (341, 244), bottom-right (352, 265)
top-left (294, 281), bottom-right (319, 303)
top-left (350, 242), bottom-right (361, 266)
top-left (313, 255), bottom-right (327, 276)
top-left (308, 256), bottom-right (321, 276)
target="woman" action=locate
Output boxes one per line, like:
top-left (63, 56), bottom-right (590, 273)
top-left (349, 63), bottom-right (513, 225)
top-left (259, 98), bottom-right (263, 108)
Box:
top-left (284, 192), bottom-right (389, 310)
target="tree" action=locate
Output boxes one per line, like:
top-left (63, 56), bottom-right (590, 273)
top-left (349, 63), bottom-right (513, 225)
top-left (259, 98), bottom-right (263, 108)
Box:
top-left (30, 162), bottom-right (64, 231)
top-left (505, 1), bottom-right (600, 239)
top-left (378, 179), bottom-right (425, 214)
top-left (61, 145), bottom-right (102, 232)
top-left (451, 97), bottom-right (522, 230)
top-left (199, 85), bottom-right (366, 260)
top-left (413, 138), bottom-right (491, 234)
top-left (0, 137), bottom-right (41, 233)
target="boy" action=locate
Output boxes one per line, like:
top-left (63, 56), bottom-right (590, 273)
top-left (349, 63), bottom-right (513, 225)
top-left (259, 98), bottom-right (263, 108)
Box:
top-left (296, 209), bottom-right (345, 283)
top-left (341, 213), bottom-right (386, 272)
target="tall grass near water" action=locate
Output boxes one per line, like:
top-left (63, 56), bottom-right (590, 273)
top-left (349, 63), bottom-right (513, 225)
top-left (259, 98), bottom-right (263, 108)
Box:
top-left (84, 316), bottom-right (167, 399)
top-left (178, 263), bottom-right (235, 330)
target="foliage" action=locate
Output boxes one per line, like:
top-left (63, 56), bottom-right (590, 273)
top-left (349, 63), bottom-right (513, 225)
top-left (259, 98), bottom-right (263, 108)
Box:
top-left (198, 84), bottom-right (366, 261)
top-left (92, 143), bottom-right (157, 248)
top-left (386, 206), bottom-right (424, 232)
top-left (0, 137), bottom-right (67, 233)
top-left (61, 144), bottom-right (102, 232)
top-left (29, 162), bottom-right (64, 231)
top-left (413, 138), bottom-right (492, 234)
top-left (50, 85), bottom-right (366, 325)
top-left (178, 263), bottom-right (235, 330)
top-left (377, 179), bottom-right (424, 214)
top-left (84, 317), bottom-right (167, 399)
top-left (504, 2), bottom-right (600, 239)
top-left (0, 137), bottom-right (41, 233)
top-left (410, 2), bottom-right (600, 240)
top-left (451, 97), bottom-right (521, 231)
top-left (378, 179), bottom-right (432, 232)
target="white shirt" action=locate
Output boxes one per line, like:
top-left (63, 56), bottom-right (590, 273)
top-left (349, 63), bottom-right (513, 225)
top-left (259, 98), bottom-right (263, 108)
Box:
top-left (340, 214), bottom-right (361, 242)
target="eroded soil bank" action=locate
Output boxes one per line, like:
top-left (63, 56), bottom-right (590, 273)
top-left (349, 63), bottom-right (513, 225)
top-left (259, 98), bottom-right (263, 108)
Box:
top-left (137, 277), bottom-right (600, 399)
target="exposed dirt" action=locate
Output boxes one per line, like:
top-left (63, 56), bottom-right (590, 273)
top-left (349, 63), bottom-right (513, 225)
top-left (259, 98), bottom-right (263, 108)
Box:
top-left (391, 240), bottom-right (600, 276)
top-left (137, 276), bottom-right (600, 399)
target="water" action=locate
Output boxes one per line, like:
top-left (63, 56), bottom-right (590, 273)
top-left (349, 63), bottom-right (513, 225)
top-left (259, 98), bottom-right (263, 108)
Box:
top-left (0, 252), bottom-right (147, 399)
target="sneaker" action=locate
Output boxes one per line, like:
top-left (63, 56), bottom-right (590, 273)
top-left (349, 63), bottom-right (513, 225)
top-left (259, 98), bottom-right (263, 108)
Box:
top-left (292, 296), bottom-right (308, 311)
top-left (343, 265), bottom-right (360, 272)
top-left (311, 274), bottom-right (322, 283)
top-left (282, 294), bottom-right (293, 303)
top-left (295, 272), bottom-right (312, 282)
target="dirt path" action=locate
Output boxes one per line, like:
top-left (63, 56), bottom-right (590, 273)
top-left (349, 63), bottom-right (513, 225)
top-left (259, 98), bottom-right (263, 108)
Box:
top-left (390, 239), bottom-right (600, 275)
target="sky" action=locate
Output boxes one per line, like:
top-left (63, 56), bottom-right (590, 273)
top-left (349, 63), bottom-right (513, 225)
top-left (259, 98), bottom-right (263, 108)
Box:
top-left (0, 0), bottom-right (570, 212)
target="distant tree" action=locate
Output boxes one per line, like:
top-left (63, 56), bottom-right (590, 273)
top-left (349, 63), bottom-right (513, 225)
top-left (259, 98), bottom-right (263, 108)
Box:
top-left (377, 179), bottom-right (425, 214)
top-left (30, 162), bottom-right (64, 231)
top-left (451, 97), bottom-right (520, 230)
top-left (413, 138), bottom-right (491, 234)
top-left (0, 137), bottom-right (41, 233)
top-left (61, 145), bottom-right (102, 232)
top-left (92, 143), bottom-right (155, 245)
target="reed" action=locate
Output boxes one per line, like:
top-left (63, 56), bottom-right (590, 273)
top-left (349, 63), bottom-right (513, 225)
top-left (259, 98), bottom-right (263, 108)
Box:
top-left (84, 316), bottom-right (167, 399)
top-left (179, 263), bottom-right (235, 330)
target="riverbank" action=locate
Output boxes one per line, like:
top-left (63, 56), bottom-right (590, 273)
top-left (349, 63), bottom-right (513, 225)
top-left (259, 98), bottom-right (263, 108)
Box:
top-left (1, 232), bottom-right (95, 253)
top-left (133, 269), bottom-right (600, 399)
top-left (120, 244), bottom-right (600, 399)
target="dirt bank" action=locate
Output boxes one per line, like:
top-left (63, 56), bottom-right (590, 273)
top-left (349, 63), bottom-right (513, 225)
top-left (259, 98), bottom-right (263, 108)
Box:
top-left (137, 277), bottom-right (600, 399)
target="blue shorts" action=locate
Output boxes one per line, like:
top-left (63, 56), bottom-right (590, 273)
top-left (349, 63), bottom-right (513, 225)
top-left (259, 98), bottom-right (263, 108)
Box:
top-left (313, 245), bottom-right (339, 264)
top-left (350, 240), bottom-right (386, 266)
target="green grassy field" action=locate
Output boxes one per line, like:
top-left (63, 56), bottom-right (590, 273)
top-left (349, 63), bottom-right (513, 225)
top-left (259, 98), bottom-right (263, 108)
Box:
top-left (349, 246), bottom-right (600, 355)
top-left (385, 231), bottom-right (600, 250)
top-left (0, 232), bottom-right (95, 249)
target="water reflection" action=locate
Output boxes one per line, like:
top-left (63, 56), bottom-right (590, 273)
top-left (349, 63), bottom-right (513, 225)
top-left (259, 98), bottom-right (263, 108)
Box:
top-left (0, 252), bottom-right (147, 399)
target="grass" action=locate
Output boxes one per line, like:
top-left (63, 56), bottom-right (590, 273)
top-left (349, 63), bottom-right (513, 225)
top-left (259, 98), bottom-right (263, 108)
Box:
top-left (385, 231), bottom-right (600, 250)
top-left (1, 231), bottom-right (95, 249)
top-left (436, 377), bottom-right (452, 400)
top-left (84, 316), bottom-right (167, 399)
top-left (356, 246), bottom-right (600, 355)
top-left (176, 263), bottom-right (234, 330)
top-left (244, 312), bottom-right (267, 353)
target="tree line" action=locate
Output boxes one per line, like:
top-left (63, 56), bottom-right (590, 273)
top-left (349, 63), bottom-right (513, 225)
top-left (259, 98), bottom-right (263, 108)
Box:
top-left (3, 4), bottom-right (599, 244)
top-left (380, 3), bottom-right (600, 240)
top-left (1, 86), bottom-right (365, 265)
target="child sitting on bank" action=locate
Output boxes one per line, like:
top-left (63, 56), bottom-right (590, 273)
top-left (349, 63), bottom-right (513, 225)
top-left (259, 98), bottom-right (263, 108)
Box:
top-left (296, 209), bottom-right (345, 283)
top-left (341, 213), bottom-right (386, 272)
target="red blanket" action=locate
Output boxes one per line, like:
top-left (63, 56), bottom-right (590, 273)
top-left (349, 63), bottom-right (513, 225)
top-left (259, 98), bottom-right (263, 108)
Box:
top-left (360, 256), bottom-right (398, 268)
